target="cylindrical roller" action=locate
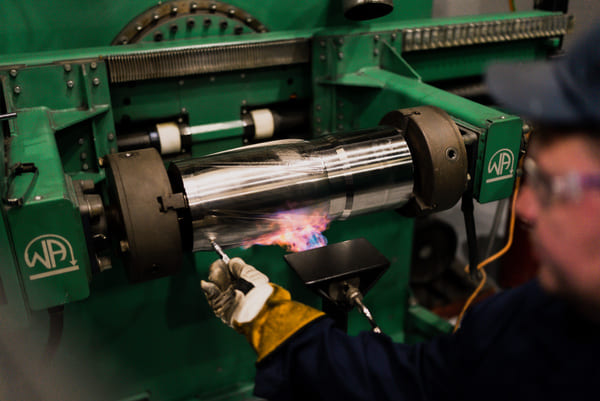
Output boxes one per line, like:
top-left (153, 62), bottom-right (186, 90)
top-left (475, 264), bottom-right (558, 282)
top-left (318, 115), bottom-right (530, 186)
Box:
top-left (169, 126), bottom-right (414, 251)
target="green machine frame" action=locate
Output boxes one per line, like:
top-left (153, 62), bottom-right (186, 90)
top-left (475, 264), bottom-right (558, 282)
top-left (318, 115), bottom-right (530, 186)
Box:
top-left (0, 2), bottom-right (568, 400)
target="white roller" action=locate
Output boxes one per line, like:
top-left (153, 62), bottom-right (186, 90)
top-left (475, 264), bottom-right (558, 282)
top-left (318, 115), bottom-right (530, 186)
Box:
top-left (156, 122), bottom-right (182, 154)
top-left (250, 109), bottom-right (275, 140)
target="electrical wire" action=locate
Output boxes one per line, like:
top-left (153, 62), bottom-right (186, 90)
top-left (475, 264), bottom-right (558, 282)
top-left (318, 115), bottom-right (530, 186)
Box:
top-left (509, 0), bottom-right (516, 12)
top-left (453, 168), bottom-right (522, 333)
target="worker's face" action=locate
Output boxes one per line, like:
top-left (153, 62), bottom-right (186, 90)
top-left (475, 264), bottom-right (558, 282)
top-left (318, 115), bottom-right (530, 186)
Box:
top-left (516, 135), bottom-right (600, 312)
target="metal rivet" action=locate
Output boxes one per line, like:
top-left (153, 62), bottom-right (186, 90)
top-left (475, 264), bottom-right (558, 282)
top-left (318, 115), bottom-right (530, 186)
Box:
top-left (153, 13), bottom-right (160, 21)
top-left (171, 6), bottom-right (178, 15)
top-left (373, 48), bottom-right (379, 56)
top-left (154, 31), bottom-right (164, 41)
top-left (136, 24), bottom-right (143, 31)
top-left (240, 73), bottom-right (245, 79)
top-left (320, 54), bottom-right (326, 61)
top-left (78, 138), bottom-right (85, 145)
top-left (90, 62), bottom-right (97, 70)
top-left (220, 20), bottom-right (228, 29)
top-left (92, 77), bottom-right (100, 86)
top-left (241, 99), bottom-right (247, 105)
top-left (125, 152), bottom-right (132, 157)
top-left (228, 8), bottom-right (235, 16)
top-left (499, 115), bottom-right (505, 119)
top-left (64, 64), bottom-right (72, 72)
top-left (111, 147), bottom-right (117, 153)
top-left (178, 79), bottom-right (185, 86)
top-left (170, 24), bottom-right (179, 33)
top-left (374, 35), bottom-right (380, 41)
top-left (337, 38), bottom-right (344, 45)
top-left (338, 124), bottom-right (344, 130)
top-left (204, 18), bottom-right (212, 27)
top-left (210, 76), bottom-right (216, 82)
top-left (187, 18), bottom-right (196, 28)
top-left (391, 32), bottom-right (397, 40)
top-left (66, 80), bottom-right (74, 89)
top-left (81, 152), bottom-right (87, 160)
top-left (9, 69), bottom-right (17, 77)
top-left (191, 2), bottom-right (199, 11)
top-left (210, 3), bottom-right (217, 12)
top-left (338, 114), bottom-right (344, 120)
top-left (316, 117), bottom-right (322, 123)
top-left (245, 17), bottom-right (253, 24)
top-left (181, 107), bottom-right (187, 114)
top-left (34, 195), bottom-right (43, 201)
top-left (320, 40), bottom-right (326, 47)
top-left (316, 105), bottom-right (322, 111)
top-left (13, 86), bottom-right (21, 95)
top-left (338, 52), bottom-right (344, 60)
top-left (82, 163), bottom-right (89, 171)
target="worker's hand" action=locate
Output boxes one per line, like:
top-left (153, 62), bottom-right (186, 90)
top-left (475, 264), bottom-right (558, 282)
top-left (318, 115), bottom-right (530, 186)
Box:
top-left (201, 257), bottom-right (274, 328)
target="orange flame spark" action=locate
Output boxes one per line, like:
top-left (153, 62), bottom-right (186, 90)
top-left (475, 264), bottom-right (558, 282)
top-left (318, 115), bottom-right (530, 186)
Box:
top-left (242, 208), bottom-right (331, 252)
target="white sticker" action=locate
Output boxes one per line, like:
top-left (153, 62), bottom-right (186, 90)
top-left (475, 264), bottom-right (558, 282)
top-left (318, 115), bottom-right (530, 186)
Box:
top-left (24, 234), bottom-right (79, 280)
top-left (486, 148), bottom-right (515, 183)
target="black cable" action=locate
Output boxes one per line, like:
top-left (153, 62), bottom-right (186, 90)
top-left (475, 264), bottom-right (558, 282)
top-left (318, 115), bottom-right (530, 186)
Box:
top-left (461, 142), bottom-right (481, 281)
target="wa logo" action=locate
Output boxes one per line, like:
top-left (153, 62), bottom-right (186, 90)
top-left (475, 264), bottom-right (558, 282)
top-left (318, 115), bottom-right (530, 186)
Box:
top-left (486, 148), bottom-right (515, 183)
top-left (24, 234), bottom-right (79, 281)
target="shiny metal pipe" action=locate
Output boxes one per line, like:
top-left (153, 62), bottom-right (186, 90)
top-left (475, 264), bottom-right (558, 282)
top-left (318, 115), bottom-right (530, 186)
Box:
top-left (169, 126), bottom-right (413, 251)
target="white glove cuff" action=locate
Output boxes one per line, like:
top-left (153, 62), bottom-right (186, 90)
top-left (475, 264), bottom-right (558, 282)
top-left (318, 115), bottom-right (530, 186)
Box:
top-left (232, 284), bottom-right (274, 324)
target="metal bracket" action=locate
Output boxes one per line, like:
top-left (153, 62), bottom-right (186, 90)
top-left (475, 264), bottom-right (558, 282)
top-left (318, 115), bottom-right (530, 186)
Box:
top-left (3, 162), bottom-right (39, 207)
top-left (157, 192), bottom-right (186, 212)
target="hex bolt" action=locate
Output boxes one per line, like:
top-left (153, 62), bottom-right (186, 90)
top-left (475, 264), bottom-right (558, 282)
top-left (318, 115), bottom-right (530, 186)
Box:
top-left (191, 2), bottom-right (199, 12)
top-left (120, 240), bottom-right (130, 252)
top-left (136, 24), bottom-right (143, 32)
top-left (245, 17), bottom-right (253, 24)
top-left (234, 25), bottom-right (243, 35)
top-left (13, 86), bottom-right (21, 95)
top-left (66, 80), bottom-right (74, 89)
top-left (9, 69), bottom-right (17, 77)
top-left (187, 18), bottom-right (196, 29)
top-left (80, 152), bottom-right (87, 160)
top-left (170, 6), bottom-right (178, 15)
top-left (228, 8), bottom-right (235, 16)
top-left (220, 20), bottom-right (228, 30)
top-left (120, 36), bottom-right (128, 45)
top-left (63, 64), bottom-right (72, 73)
top-left (92, 77), bottom-right (100, 86)
top-left (170, 23), bottom-right (179, 33)
top-left (204, 18), bottom-right (212, 27)
top-left (210, 3), bottom-right (217, 12)
top-left (154, 31), bottom-right (164, 41)
top-left (152, 13), bottom-right (160, 21)
top-left (90, 61), bottom-right (97, 70)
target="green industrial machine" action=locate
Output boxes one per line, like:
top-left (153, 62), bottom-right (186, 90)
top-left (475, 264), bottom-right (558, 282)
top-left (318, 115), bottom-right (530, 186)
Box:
top-left (0, 1), bottom-right (569, 400)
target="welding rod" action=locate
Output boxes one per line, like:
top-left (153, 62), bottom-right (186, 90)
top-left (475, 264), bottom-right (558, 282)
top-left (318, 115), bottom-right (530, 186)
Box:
top-left (210, 239), bottom-right (230, 264)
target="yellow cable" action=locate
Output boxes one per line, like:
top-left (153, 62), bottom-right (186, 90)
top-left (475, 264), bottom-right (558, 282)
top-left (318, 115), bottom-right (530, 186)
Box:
top-left (453, 172), bottom-right (522, 333)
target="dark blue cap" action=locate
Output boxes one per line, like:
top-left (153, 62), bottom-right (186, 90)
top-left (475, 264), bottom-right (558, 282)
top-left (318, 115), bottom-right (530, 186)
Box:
top-left (485, 23), bottom-right (600, 127)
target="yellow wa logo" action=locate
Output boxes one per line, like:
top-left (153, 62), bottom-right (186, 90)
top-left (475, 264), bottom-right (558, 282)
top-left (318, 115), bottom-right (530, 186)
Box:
top-left (24, 234), bottom-right (79, 280)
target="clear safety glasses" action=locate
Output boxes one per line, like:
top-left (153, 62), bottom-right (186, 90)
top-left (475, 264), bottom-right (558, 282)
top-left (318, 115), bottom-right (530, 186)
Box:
top-left (523, 158), bottom-right (600, 207)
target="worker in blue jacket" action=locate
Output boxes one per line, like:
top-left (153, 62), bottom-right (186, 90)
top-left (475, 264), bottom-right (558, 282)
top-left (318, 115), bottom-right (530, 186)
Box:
top-left (201, 23), bottom-right (600, 401)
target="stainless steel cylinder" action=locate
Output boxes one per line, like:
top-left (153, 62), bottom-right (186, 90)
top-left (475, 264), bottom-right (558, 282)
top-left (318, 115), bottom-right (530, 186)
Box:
top-left (169, 126), bottom-right (414, 250)
top-left (343, 0), bottom-right (394, 21)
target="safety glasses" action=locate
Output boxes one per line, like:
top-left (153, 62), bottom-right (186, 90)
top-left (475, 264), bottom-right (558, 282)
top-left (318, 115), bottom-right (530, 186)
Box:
top-left (523, 158), bottom-right (600, 207)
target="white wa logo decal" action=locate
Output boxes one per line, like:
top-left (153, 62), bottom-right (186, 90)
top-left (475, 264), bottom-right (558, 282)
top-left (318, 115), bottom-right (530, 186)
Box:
top-left (486, 148), bottom-right (515, 183)
top-left (24, 234), bottom-right (79, 280)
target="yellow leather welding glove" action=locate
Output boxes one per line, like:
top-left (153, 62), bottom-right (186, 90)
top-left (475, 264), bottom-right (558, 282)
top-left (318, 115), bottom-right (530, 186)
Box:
top-left (201, 257), bottom-right (324, 361)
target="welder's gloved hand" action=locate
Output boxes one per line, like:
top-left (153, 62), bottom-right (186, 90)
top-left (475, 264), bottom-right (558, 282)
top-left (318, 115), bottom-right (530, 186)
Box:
top-left (201, 257), bottom-right (273, 328)
top-left (201, 257), bottom-right (325, 362)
